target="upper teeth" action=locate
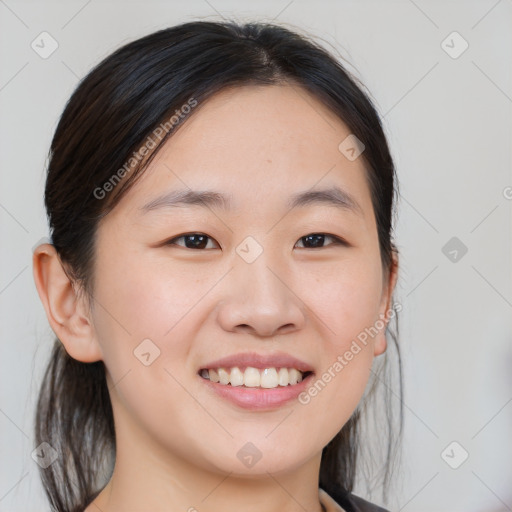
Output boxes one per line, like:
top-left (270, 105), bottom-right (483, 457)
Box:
top-left (201, 367), bottom-right (306, 388)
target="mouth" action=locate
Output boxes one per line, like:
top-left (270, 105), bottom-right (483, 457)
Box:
top-left (197, 352), bottom-right (315, 410)
top-left (198, 366), bottom-right (314, 389)
top-left (197, 366), bottom-right (315, 410)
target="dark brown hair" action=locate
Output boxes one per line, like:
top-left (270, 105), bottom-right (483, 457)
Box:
top-left (35, 19), bottom-right (403, 511)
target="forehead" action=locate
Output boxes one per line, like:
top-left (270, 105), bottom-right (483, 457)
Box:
top-left (116, 84), bottom-right (374, 224)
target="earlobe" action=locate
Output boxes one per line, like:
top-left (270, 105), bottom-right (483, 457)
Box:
top-left (32, 243), bottom-right (103, 363)
top-left (373, 335), bottom-right (387, 357)
top-left (374, 249), bottom-right (399, 357)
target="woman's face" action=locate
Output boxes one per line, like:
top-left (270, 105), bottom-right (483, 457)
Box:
top-left (89, 84), bottom-right (396, 477)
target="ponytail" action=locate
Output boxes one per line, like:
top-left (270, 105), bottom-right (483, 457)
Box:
top-left (34, 339), bottom-right (115, 511)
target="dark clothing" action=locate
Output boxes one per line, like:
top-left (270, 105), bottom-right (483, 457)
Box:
top-left (322, 487), bottom-right (390, 512)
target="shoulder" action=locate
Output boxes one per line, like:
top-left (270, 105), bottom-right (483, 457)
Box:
top-left (320, 487), bottom-right (391, 512)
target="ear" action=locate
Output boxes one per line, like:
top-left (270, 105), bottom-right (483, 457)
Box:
top-left (32, 243), bottom-right (103, 363)
top-left (373, 249), bottom-right (399, 357)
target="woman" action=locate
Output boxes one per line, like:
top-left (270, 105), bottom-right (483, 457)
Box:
top-left (32, 19), bottom-right (402, 512)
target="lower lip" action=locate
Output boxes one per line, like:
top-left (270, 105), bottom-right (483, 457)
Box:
top-left (199, 373), bottom-right (314, 411)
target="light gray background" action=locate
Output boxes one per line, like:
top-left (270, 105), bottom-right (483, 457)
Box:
top-left (1, 1), bottom-right (511, 510)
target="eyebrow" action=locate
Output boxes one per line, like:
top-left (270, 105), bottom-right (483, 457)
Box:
top-left (140, 186), bottom-right (363, 216)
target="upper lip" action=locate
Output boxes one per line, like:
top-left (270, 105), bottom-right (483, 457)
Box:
top-left (199, 351), bottom-right (314, 373)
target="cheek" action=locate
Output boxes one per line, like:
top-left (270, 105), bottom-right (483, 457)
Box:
top-left (292, 254), bottom-right (382, 422)
top-left (295, 253), bottom-right (383, 347)
top-left (89, 254), bottom-right (208, 447)
top-left (91, 248), bottom-right (217, 378)
top-left (93, 242), bottom-right (188, 335)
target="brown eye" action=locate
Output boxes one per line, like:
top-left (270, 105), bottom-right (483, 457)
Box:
top-left (166, 233), bottom-right (219, 250)
top-left (165, 232), bottom-right (347, 250)
top-left (295, 233), bottom-right (347, 249)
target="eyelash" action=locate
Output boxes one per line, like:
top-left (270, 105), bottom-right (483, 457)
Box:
top-left (164, 233), bottom-right (348, 250)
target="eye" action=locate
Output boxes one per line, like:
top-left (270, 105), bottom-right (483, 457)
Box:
top-left (164, 232), bottom-right (347, 250)
top-left (166, 233), bottom-right (219, 250)
top-left (295, 233), bottom-right (347, 249)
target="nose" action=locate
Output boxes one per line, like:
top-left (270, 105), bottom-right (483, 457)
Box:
top-left (216, 250), bottom-right (306, 338)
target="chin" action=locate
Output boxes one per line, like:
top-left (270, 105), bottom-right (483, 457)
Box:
top-left (203, 439), bottom-right (313, 478)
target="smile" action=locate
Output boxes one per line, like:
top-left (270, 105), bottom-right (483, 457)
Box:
top-left (199, 366), bottom-right (313, 389)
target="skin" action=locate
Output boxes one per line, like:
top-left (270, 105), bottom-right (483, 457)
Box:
top-left (33, 84), bottom-right (398, 512)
